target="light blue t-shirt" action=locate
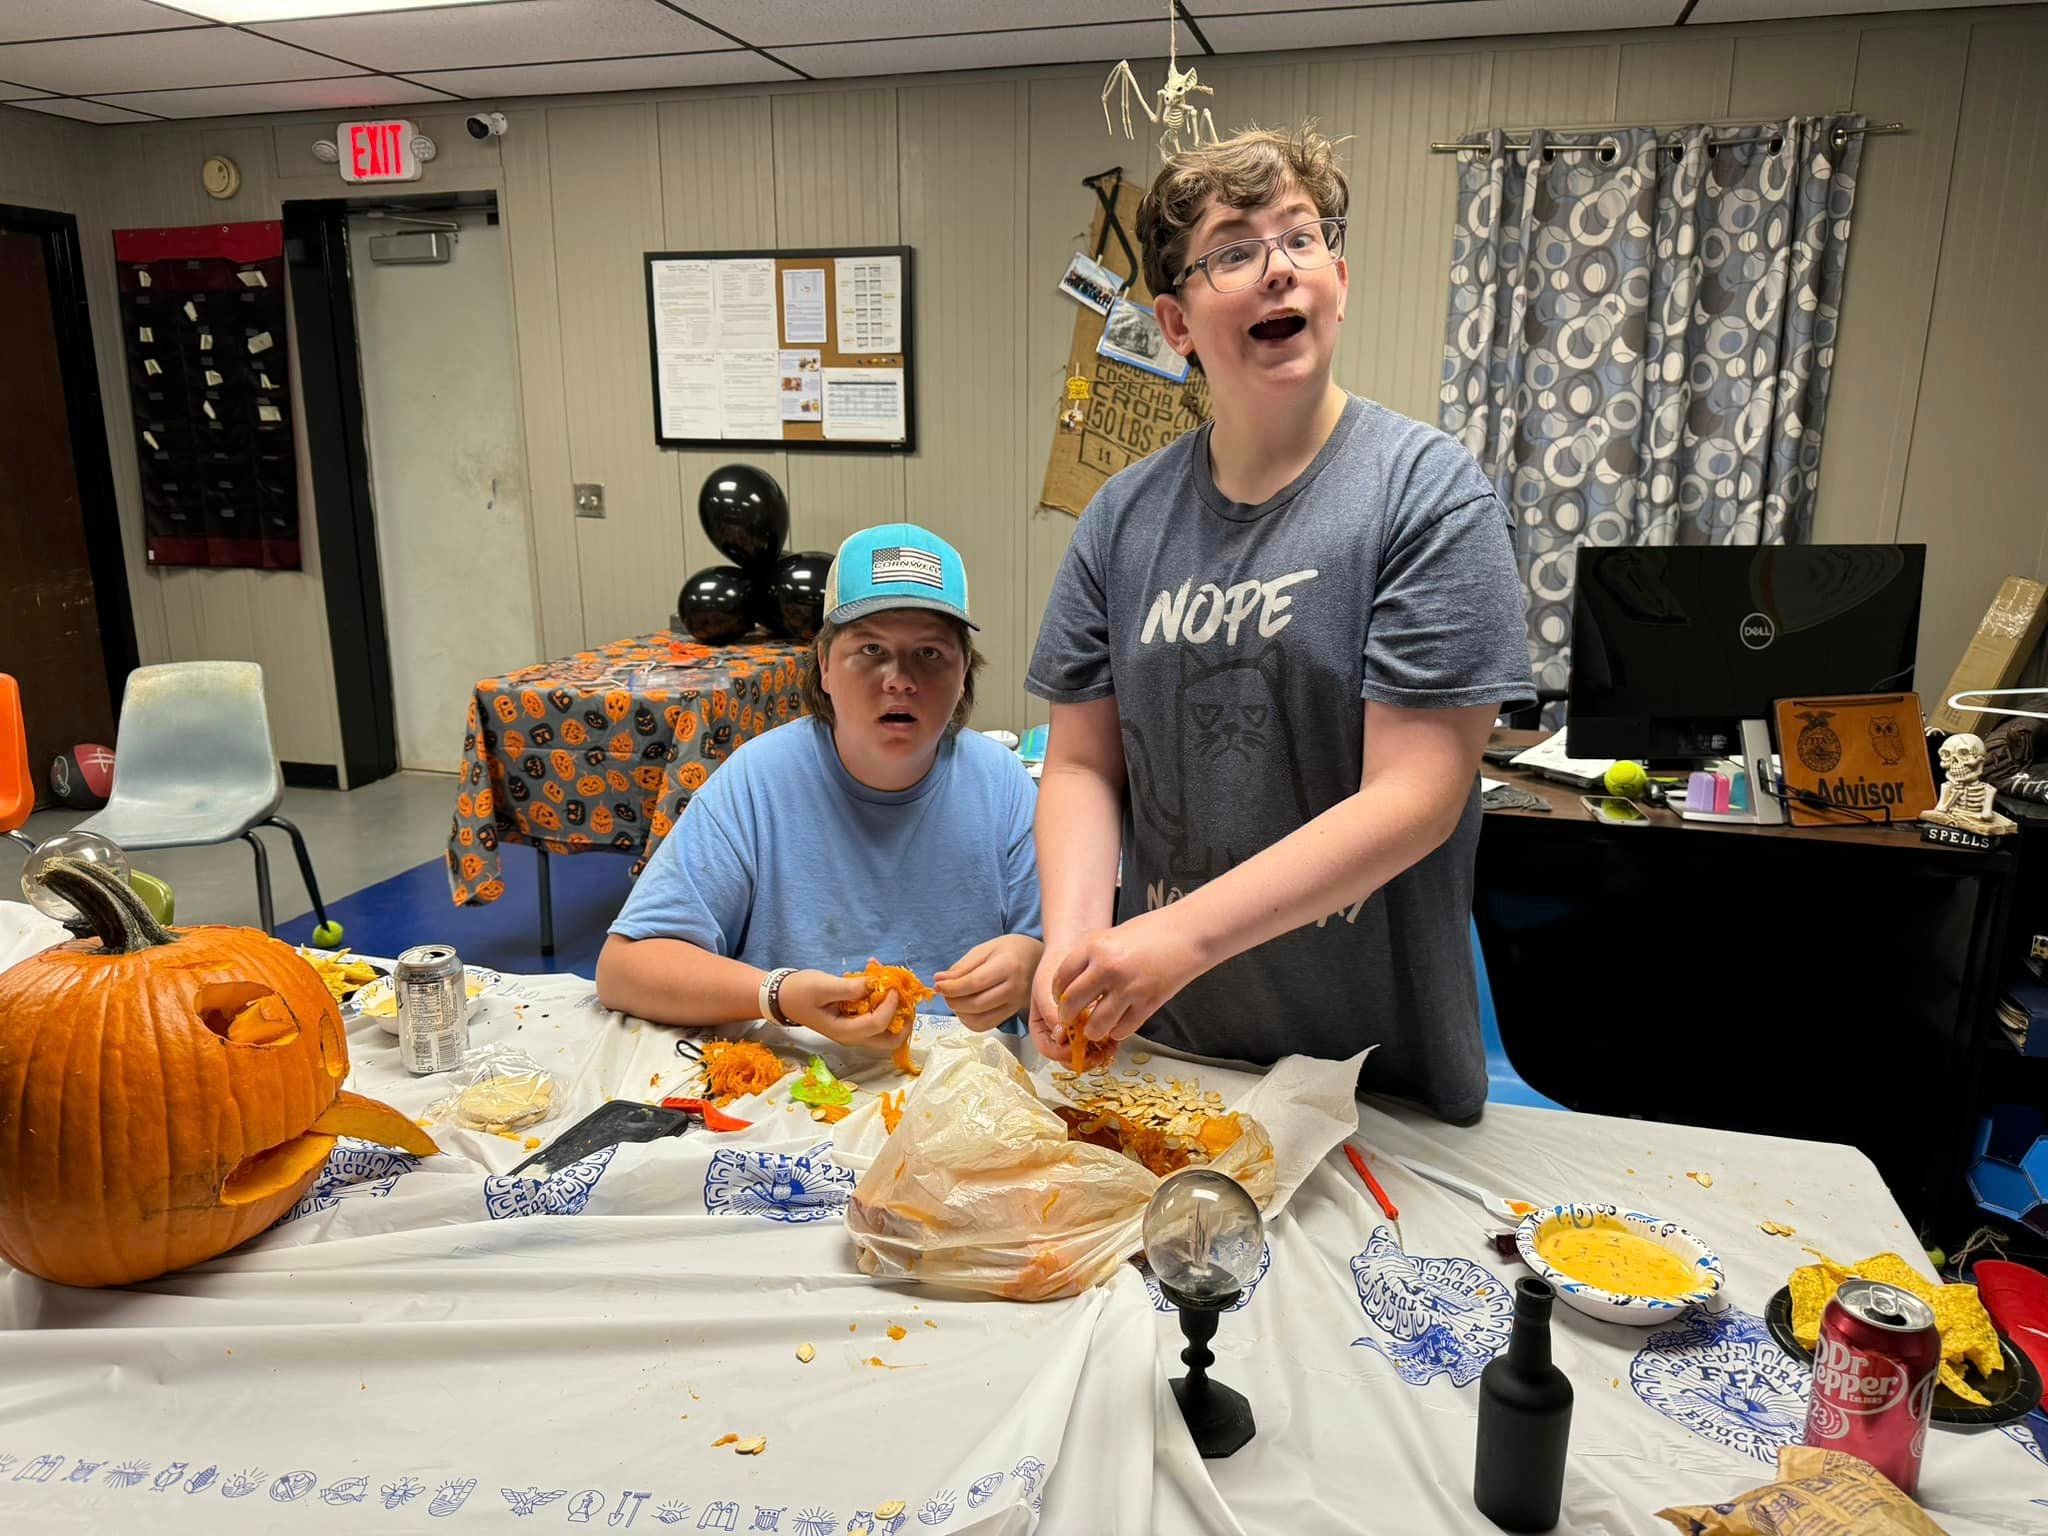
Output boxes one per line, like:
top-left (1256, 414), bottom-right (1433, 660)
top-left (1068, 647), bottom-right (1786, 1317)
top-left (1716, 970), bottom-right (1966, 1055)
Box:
top-left (610, 717), bottom-right (1042, 1015)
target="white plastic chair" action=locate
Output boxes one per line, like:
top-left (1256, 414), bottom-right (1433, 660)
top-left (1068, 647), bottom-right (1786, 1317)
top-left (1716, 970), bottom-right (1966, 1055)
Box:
top-left (75, 662), bottom-right (336, 937)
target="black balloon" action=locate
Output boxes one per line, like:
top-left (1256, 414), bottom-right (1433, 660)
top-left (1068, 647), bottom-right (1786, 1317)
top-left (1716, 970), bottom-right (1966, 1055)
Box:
top-left (698, 464), bottom-right (789, 569)
top-left (769, 551), bottom-right (834, 642)
top-left (744, 575), bottom-right (781, 635)
top-left (679, 565), bottom-right (757, 645)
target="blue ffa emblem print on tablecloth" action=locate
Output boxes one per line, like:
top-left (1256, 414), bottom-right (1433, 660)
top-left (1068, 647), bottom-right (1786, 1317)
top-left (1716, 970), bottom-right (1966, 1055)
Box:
top-left (2001, 1410), bottom-right (2047, 1467)
top-left (277, 1136), bottom-right (422, 1225)
top-left (703, 1142), bottom-right (854, 1224)
top-left (1348, 1228), bottom-right (1513, 1387)
top-left (1140, 1242), bottom-right (1271, 1313)
top-left (484, 1145), bottom-right (618, 1220)
top-left (1630, 1306), bottom-right (1809, 1464)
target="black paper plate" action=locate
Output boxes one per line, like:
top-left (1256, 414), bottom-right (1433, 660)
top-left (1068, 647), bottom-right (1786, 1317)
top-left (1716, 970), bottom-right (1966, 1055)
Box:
top-left (1764, 1285), bottom-right (2043, 1427)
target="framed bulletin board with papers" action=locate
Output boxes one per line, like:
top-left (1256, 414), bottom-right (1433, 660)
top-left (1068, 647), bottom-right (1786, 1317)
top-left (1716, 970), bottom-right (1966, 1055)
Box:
top-left (643, 244), bottom-right (915, 453)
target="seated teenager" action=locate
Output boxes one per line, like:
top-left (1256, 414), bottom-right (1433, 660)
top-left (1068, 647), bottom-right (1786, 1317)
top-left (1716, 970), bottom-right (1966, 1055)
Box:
top-left (597, 523), bottom-right (1043, 1045)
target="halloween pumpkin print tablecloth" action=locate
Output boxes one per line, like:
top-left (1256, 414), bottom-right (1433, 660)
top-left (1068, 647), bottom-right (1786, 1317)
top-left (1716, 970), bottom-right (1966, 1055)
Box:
top-left (446, 632), bottom-right (807, 905)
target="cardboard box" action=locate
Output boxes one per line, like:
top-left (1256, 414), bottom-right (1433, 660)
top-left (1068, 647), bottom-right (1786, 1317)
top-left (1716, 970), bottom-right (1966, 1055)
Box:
top-left (1929, 576), bottom-right (2048, 735)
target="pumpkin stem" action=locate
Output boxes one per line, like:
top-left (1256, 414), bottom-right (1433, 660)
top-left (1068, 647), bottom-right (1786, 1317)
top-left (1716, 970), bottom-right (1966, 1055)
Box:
top-left (33, 856), bottom-right (177, 953)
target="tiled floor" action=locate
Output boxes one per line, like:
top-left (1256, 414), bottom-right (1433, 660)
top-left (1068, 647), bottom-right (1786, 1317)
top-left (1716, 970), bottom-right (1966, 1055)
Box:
top-left (14, 771), bottom-right (460, 930)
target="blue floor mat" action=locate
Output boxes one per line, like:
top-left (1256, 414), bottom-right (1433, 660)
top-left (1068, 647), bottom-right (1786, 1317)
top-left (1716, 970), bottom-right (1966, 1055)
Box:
top-left (277, 844), bottom-right (634, 978)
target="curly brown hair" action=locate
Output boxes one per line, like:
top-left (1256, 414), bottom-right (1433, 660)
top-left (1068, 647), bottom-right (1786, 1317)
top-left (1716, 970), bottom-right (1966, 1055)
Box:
top-left (1136, 122), bottom-right (1350, 368)
top-left (797, 614), bottom-right (984, 734)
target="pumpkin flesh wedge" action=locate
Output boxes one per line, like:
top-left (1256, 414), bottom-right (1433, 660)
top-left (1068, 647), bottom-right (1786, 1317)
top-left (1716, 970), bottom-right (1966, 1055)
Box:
top-left (220, 1132), bottom-right (337, 1206)
top-left (225, 994), bottom-right (299, 1047)
top-left (308, 1089), bottom-right (439, 1157)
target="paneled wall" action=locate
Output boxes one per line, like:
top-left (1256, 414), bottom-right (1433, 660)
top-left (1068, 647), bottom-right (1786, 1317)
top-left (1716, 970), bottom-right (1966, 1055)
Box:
top-left (7, 5), bottom-right (2045, 768)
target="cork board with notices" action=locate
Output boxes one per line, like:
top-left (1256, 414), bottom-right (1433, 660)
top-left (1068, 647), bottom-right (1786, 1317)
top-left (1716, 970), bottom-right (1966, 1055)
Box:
top-left (643, 245), bottom-right (915, 452)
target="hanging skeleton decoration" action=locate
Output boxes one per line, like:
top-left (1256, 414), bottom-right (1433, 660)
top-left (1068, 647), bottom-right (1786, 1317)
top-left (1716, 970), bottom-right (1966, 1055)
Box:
top-left (1102, 0), bottom-right (1219, 159)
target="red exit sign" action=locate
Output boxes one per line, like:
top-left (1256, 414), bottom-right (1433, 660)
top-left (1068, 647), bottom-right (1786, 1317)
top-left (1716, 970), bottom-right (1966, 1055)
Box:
top-left (338, 119), bottom-right (422, 183)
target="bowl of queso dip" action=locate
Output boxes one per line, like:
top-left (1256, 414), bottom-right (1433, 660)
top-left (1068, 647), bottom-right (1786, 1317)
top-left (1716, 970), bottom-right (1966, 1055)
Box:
top-left (1516, 1203), bottom-right (1724, 1325)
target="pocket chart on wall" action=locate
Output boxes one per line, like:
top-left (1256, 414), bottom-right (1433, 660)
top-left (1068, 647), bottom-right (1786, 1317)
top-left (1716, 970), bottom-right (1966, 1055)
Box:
top-left (115, 221), bottom-right (300, 569)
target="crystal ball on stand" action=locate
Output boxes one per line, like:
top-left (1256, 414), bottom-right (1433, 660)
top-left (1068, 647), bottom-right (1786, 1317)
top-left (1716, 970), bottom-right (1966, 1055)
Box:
top-left (1143, 1167), bottom-right (1265, 1307)
top-left (1142, 1168), bottom-right (1265, 1457)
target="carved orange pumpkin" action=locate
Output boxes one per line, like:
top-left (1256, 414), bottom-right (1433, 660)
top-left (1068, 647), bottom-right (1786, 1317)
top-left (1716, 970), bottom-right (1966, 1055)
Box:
top-left (0, 858), bottom-right (436, 1287)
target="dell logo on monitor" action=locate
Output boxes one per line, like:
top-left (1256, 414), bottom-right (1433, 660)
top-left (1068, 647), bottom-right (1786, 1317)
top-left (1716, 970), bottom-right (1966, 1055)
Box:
top-left (1739, 612), bottom-right (1776, 650)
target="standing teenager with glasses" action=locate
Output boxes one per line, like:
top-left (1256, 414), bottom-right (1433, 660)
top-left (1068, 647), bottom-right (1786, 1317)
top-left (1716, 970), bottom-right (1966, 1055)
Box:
top-left (1026, 124), bottom-right (1536, 1122)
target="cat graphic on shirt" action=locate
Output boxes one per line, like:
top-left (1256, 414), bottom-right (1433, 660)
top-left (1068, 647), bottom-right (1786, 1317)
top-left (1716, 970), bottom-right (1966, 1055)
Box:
top-left (1128, 642), bottom-right (1311, 883)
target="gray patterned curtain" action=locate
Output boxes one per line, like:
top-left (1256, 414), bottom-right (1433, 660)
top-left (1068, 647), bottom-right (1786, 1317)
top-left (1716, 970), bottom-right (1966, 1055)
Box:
top-left (1440, 116), bottom-right (1865, 703)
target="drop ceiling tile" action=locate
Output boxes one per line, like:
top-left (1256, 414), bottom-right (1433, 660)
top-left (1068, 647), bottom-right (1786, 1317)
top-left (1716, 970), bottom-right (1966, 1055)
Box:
top-left (98, 75), bottom-right (450, 118)
top-left (1196, 0), bottom-right (1667, 54)
top-left (0, 26), bottom-right (361, 96)
top-left (163, 0), bottom-right (500, 19)
top-left (0, 1), bottom-right (202, 44)
top-left (410, 51), bottom-right (798, 100)
top-left (1687, 0), bottom-right (2026, 21)
top-left (775, 20), bottom-right (1202, 79)
top-left (678, 0), bottom-right (1160, 48)
top-left (1179, 0), bottom-right (1484, 9)
top-left (254, 0), bottom-right (724, 74)
top-left (0, 82), bottom-right (56, 101)
top-left (11, 96), bottom-right (160, 122)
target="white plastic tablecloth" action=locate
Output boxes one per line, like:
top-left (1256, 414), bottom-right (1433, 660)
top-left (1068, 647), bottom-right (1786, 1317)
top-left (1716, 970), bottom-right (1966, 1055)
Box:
top-left (0, 957), bottom-right (2043, 1534)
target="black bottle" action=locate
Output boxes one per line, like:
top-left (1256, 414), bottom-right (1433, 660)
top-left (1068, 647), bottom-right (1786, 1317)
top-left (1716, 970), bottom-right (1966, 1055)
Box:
top-left (1473, 1276), bottom-right (1574, 1532)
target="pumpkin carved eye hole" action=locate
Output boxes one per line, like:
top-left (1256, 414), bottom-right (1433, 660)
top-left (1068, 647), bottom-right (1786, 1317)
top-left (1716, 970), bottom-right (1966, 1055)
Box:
top-left (319, 1015), bottom-right (345, 1077)
top-left (193, 982), bottom-right (299, 1048)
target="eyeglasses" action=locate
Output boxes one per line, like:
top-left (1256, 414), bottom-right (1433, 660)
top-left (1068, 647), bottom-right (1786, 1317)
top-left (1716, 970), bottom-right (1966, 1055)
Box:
top-left (1174, 217), bottom-right (1347, 293)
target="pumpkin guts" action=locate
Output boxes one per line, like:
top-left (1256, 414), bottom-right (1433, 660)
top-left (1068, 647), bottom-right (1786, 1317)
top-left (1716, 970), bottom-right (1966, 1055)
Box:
top-left (838, 960), bottom-right (934, 1075)
top-left (698, 1039), bottom-right (791, 1106)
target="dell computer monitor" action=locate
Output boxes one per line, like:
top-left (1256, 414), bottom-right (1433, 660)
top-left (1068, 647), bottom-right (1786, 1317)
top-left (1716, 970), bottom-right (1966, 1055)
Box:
top-left (1565, 544), bottom-right (1925, 762)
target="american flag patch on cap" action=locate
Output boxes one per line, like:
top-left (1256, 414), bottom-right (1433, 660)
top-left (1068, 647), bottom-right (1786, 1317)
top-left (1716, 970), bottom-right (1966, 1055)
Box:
top-left (870, 546), bottom-right (944, 589)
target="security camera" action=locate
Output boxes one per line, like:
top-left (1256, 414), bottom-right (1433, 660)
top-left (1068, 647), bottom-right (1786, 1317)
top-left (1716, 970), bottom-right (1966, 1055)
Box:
top-left (465, 113), bottom-right (508, 141)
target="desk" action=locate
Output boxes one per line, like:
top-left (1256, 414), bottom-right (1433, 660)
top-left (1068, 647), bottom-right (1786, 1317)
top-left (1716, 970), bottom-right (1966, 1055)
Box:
top-left (445, 632), bottom-right (808, 945)
top-left (1, 964), bottom-right (2040, 1533)
top-left (1476, 729), bottom-right (2019, 1243)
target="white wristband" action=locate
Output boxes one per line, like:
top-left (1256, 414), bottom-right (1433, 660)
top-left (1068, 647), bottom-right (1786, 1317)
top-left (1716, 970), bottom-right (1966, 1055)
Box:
top-left (758, 967), bottom-right (797, 1025)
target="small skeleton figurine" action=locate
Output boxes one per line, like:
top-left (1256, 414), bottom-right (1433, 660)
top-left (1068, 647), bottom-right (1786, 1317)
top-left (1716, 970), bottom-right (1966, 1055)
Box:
top-left (1924, 732), bottom-right (2019, 836)
top-left (1102, 0), bottom-right (1219, 158)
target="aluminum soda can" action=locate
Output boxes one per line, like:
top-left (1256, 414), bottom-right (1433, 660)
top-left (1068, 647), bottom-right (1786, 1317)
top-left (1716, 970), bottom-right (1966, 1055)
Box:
top-left (394, 943), bottom-right (468, 1075)
top-left (1803, 1276), bottom-right (1941, 1495)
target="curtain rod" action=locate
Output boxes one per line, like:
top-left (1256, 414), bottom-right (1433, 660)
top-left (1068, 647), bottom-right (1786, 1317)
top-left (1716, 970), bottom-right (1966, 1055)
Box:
top-left (1429, 120), bottom-right (1906, 154)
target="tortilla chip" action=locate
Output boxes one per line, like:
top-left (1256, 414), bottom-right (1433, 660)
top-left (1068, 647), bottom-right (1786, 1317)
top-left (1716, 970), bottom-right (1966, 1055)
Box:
top-left (1931, 1282), bottom-right (2003, 1379)
top-left (1788, 1263), bottom-right (1835, 1349)
top-left (1855, 1251), bottom-right (1938, 1305)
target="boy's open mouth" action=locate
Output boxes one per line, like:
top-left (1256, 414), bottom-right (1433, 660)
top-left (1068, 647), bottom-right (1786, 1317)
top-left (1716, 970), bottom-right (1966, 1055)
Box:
top-left (1249, 310), bottom-right (1308, 343)
top-left (879, 709), bottom-right (918, 726)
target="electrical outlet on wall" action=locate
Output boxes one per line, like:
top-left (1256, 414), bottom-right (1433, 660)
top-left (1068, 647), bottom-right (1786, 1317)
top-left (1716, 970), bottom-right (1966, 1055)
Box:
top-left (574, 483), bottom-right (605, 518)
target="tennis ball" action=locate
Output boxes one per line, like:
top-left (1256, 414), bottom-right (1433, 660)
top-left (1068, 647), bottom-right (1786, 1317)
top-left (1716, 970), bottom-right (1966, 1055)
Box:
top-left (1603, 761), bottom-right (1649, 800)
top-left (311, 920), bottom-right (346, 949)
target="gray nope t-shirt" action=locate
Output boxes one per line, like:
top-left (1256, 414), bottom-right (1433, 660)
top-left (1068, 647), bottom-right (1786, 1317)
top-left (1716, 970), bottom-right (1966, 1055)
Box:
top-left (1027, 394), bottom-right (1534, 1120)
